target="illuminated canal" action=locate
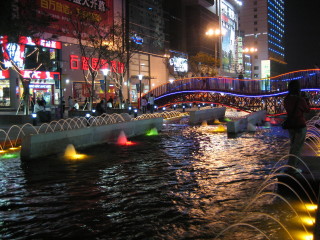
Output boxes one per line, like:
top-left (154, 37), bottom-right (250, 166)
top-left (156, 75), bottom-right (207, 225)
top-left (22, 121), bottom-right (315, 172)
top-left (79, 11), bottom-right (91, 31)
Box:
top-left (0, 124), bottom-right (298, 239)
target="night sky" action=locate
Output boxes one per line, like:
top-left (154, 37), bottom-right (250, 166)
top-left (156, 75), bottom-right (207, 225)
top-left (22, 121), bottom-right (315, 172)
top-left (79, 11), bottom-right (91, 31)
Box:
top-left (285, 1), bottom-right (320, 71)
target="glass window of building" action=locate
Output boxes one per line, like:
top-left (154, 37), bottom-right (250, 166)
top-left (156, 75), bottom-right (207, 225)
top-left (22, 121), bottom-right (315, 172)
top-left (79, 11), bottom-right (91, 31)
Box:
top-left (24, 46), bottom-right (59, 72)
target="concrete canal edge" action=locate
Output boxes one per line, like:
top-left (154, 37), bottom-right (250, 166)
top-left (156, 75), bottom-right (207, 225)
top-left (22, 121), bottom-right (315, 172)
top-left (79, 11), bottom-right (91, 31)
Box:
top-left (189, 107), bottom-right (226, 125)
top-left (20, 118), bottom-right (163, 161)
top-left (226, 110), bottom-right (267, 134)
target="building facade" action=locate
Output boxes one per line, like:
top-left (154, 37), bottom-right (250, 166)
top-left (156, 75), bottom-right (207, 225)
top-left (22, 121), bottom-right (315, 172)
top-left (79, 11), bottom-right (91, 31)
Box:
top-left (239, 0), bottom-right (286, 79)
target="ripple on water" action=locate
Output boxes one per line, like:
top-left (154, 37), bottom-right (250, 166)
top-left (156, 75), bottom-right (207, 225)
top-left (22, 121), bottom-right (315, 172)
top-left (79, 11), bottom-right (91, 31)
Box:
top-left (0, 125), bottom-right (291, 239)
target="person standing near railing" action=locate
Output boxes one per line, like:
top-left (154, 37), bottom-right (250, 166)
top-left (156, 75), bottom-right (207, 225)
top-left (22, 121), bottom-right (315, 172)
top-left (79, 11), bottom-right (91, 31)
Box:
top-left (141, 96), bottom-right (148, 114)
top-left (148, 94), bottom-right (155, 113)
top-left (283, 80), bottom-right (310, 174)
top-left (238, 72), bottom-right (244, 92)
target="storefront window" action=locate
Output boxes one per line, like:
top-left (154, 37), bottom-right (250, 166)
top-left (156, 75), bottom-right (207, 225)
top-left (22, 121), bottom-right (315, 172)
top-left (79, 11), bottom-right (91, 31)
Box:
top-left (130, 53), bottom-right (150, 103)
top-left (24, 46), bottom-right (59, 72)
top-left (0, 80), bottom-right (10, 106)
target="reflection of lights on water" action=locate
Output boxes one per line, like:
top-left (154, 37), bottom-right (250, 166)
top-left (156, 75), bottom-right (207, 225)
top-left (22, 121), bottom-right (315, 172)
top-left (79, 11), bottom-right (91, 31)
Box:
top-left (9, 147), bottom-right (20, 151)
top-left (120, 141), bottom-right (136, 146)
top-left (0, 150), bottom-right (7, 153)
top-left (66, 154), bottom-right (87, 160)
top-left (200, 125), bottom-right (226, 133)
top-left (213, 119), bottom-right (221, 124)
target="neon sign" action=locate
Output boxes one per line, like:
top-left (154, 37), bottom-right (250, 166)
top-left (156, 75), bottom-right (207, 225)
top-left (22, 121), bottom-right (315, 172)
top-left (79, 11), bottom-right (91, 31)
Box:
top-left (30, 84), bottom-right (52, 89)
top-left (169, 56), bottom-right (188, 73)
top-left (131, 34), bottom-right (143, 45)
top-left (22, 71), bottom-right (60, 79)
top-left (69, 55), bottom-right (125, 73)
top-left (19, 37), bottom-right (62, 49)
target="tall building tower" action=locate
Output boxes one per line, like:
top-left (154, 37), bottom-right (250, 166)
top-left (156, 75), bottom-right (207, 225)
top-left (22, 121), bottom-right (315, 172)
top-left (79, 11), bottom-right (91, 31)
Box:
top-left (239, 0), bottom-right (286, 79)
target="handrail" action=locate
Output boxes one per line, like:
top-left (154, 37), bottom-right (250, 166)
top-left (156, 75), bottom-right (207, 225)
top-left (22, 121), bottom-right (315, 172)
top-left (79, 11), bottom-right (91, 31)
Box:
top-left (143, 69), bottom-right (320, 99)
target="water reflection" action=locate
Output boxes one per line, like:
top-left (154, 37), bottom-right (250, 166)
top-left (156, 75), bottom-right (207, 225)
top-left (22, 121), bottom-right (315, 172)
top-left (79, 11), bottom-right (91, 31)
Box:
top-left (0, 124), bottom-right (297, 239)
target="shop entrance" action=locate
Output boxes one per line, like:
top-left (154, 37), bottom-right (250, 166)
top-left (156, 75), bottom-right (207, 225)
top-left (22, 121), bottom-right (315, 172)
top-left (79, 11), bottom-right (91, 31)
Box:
top-left (33, 89), bottom-right (52, 106)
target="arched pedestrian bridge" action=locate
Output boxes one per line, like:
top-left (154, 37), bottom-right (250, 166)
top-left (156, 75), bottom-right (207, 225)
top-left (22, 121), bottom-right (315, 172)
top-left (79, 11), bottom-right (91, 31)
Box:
top-left (144, 69), bottom-right (320, 115)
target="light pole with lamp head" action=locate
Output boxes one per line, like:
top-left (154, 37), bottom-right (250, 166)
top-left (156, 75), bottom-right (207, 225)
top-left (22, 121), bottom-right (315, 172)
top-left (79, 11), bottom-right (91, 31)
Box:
top-left (205, 28), bottom-right (225, 75)
top-left (101, 69), bottom-right (110, 108)
top-left (138, 74), bottom-right (143, 110)
top-left (243, 47), bottom-right (257, 79)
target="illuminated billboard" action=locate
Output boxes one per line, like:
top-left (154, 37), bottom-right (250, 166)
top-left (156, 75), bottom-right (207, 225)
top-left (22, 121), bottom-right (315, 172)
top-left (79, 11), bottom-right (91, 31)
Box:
top-left (221, 0), bottom-right (237, 74)
top-left (37, 0), bottom-right (114, 36)
top-left (261, 60), bottom-right (271, 91)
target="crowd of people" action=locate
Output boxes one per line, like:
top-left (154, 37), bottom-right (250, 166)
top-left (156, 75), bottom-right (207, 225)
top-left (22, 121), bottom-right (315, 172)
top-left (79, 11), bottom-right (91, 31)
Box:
top-left (61, 94), bottom-right (156, 116)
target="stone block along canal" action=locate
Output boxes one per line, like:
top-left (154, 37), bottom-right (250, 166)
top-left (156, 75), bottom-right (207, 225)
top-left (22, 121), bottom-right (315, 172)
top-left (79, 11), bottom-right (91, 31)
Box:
top-left (0, 123), bottom-right (308, 239)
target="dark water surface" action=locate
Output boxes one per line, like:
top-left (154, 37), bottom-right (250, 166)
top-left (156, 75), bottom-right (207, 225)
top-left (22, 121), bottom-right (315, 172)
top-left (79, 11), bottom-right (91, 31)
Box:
top-left (0, 124), bottom-right (290, 240)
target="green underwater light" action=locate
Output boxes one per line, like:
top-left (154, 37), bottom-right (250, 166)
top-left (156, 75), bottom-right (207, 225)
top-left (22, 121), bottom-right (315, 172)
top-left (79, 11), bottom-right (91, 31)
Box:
top-left (1, 153), bottom-right (19, 159)
top-left (224, 118), bottom-right (232, 122)
top-left (146, 128), bottom-right (159, 136)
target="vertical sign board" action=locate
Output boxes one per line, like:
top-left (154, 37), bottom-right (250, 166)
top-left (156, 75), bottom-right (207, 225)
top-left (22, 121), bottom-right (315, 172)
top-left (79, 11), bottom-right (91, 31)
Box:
top-left (221, 0), bottom-right (237, 74)
top-left (261, 60), bottom-right (271, 91)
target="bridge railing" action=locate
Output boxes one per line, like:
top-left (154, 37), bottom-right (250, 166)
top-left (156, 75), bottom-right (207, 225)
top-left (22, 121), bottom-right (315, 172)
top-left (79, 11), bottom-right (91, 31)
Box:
top-left (145, 69), bottom-right (320, 99)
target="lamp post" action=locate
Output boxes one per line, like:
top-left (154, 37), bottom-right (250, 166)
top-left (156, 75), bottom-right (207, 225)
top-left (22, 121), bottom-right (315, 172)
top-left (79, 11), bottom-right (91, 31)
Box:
top-left (205, 28), bottom-right (225, 75)
top-left (101, 69), bottom-right (110, 107)
top-left (243, 47), bottom-right (258, 79)
top-left (138, 74), bottom-right (143, 109)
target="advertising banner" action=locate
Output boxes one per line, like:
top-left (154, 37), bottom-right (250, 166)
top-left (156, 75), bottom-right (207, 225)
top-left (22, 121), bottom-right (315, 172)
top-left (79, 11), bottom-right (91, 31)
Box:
top-left (37, 0), bottom-right (113, 36)
top-left (221, 0), bottom-right (237, 74)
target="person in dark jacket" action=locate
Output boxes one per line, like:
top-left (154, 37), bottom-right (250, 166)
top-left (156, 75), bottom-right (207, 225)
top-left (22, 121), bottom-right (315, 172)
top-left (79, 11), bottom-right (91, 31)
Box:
top-left (96, 99), bottom-right (106, 116)
top-left (283, 80), bottom-right (310, 174)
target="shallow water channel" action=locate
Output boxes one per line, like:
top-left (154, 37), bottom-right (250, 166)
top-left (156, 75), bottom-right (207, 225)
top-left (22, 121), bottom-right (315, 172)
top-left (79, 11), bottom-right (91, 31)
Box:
top-left (0, 124), bottom-right (301, 240)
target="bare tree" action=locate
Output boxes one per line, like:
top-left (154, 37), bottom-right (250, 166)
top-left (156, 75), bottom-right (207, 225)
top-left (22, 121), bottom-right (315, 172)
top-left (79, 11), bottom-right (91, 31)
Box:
top-left (0, 0), bottom-right (55, 114)
top-left (65, 8), bottom-right (115, 110)
top-left (106, 19), bottom-right (141, 107)
top-left (66, 8), bottom-right (141, 109)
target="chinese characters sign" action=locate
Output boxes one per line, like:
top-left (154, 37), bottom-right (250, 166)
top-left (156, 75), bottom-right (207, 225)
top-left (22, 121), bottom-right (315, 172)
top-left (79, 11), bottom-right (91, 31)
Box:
top-left (20, 37), bottom-right (62, 49)
top-left (38, 0), bottom-right (113, 36)
top-left (62, 0), bottom-right (108, 12)
top-left (69, 55), bottom-right (125, 73)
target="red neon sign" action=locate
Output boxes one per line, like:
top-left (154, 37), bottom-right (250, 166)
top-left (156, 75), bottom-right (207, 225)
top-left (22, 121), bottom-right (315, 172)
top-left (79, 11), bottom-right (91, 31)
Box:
top-left (69, 54), bottom-right (125, 73)
top-left (19, 36), bottom-right (62, 49)
top-left (0, 70), bottom-right (10, 79)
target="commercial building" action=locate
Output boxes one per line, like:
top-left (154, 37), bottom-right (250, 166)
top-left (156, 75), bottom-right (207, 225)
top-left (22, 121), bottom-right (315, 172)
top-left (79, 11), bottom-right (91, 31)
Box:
top-left (239, 0), bottom-right (286, 79)
top-left (0, 0), bottom-right (257, 111)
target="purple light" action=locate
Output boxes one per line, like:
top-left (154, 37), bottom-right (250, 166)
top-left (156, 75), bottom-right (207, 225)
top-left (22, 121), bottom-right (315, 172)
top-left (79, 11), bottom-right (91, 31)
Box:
top-left (155, 89), bottom-right (320, 100)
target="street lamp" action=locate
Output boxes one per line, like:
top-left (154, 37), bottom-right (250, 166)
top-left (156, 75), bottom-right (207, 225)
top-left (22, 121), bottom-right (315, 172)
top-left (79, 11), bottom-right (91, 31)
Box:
top-left (101, 69), bottom-right (110, 104)
top-left (243, 47), bottom-right (258, 79)
top-left (138, 74), bottom-right (143, 109)
top-left (205, 28), bottom-right (226, 74)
